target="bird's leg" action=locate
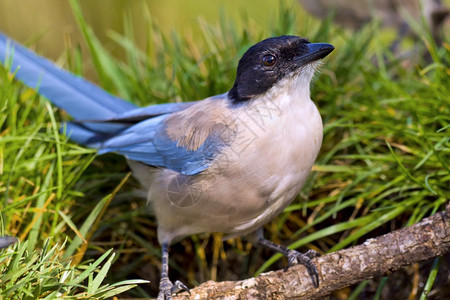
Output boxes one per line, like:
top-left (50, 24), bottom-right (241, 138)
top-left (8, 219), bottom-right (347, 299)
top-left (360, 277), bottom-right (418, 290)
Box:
top-left (157, 243), bottom-right (190, 300)
top-left (251, 229), bottom-right (320, 288)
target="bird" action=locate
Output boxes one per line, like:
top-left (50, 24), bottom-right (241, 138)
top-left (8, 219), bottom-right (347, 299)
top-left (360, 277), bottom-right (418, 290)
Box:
top-left (0, 33), bottom-right (334, 299)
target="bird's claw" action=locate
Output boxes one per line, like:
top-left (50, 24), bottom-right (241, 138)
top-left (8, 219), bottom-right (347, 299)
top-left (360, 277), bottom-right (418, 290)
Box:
top-left (285, 249), bottom-right (320, 288)
top-left (157, 277), bottom-right (190, 300)
top-left (304, 249), bottom-right (321, 259)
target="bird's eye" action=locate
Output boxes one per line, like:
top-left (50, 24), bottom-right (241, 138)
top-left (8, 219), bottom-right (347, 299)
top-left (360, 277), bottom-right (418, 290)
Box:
top-left (262, 54), bottom-right (276, 66)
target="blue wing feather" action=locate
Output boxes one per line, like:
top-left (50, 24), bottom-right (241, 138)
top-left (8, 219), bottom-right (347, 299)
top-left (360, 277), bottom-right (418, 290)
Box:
top-left (98, 115), bottom-right (225, 175)
top-left (101, 102), bottom-right (199, 122)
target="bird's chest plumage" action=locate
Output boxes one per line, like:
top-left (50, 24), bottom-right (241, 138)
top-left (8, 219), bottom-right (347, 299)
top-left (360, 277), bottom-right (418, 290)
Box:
top-left (217, 93), bottom-right (323, 235)
top-left (235, 94), bottom-right (322, 186)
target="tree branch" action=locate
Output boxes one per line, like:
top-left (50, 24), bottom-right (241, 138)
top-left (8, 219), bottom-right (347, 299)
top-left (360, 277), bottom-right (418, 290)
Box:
top-left (174, 204), bottom-right (450, 299)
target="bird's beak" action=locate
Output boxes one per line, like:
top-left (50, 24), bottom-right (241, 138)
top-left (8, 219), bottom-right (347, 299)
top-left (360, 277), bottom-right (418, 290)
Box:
top-left (294, 43), bottom-right (335, 66)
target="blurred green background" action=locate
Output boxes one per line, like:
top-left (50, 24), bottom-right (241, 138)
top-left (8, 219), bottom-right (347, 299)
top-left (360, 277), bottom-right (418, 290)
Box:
top-left (0, 0), bottom-right (287, 61)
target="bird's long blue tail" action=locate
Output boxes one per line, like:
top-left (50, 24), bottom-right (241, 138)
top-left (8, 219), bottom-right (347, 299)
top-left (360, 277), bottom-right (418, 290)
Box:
top-left (0, 32), bottom-right (137, 120)
top-left (0, 32), bottom-right (138, 144)
top-left (0, 32), bottom-right (198, 146)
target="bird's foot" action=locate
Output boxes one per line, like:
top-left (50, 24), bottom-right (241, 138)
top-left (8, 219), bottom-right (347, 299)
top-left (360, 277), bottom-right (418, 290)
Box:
top-left (286, 249), bottom-right (320, 288)
top-left (157, 278), bottom-right (190, 300)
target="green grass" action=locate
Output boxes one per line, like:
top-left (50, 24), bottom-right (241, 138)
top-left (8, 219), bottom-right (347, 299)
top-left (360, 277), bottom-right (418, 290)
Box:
top-left (1, 0), bottom-right (449, 298)
top-left (0, 238), bottom-right (147, 299)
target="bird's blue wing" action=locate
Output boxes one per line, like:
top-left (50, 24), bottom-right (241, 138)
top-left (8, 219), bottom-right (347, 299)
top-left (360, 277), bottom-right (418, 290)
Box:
top-left (97, 115), bottom-right (227, 175)
top-left (98, 101), bottom-right (198, 122)
top-left (62, 100), bottom-right (200, 144)
top-left (101, 93), bottom-right (227, 123)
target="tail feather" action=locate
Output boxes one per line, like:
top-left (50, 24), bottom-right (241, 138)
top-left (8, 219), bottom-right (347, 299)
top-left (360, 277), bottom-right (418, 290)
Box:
top-left (63, 122), bottom-right (129, 145)
top-left (0, 32), bottom-right (199, 153)
top-left (0, 32), bottom-right (137, 121)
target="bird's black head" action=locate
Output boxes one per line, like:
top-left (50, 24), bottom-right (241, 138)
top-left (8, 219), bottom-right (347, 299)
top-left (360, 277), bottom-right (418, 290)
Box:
top-left (228, 35), bottom-right (334, 103)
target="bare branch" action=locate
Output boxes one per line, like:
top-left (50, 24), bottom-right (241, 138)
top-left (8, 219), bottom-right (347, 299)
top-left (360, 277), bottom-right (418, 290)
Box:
top-left (174, 204), bottom-right (450, 299)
